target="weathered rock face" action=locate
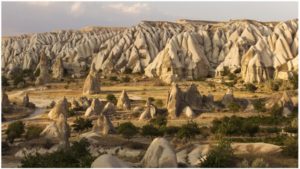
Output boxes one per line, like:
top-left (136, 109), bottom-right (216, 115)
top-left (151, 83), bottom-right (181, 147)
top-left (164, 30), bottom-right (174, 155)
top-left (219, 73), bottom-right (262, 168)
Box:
top-left (167, 83), bottom-right (184, 118)
top-left (117, 90), bottom-right (131, 110)
top-left (222, 88), bottom-right (235, 106)
top-left (139, 98), bottom-right (157, 121)
top-left (91, 154), bottom-right (130, 168)
top-left (2, 19), bottom-right (298, 84)
top-left (23, 93), bottom-right (29, 107)
top-left (102, 102), bottom-right (116, 115)
top-left (145, 32), bottom-right (211, 84)
top-left (82, 64), bottom-right (100, 95)
top-left (48, 97), bottom-right (68, 120)
top-left (52, 57), bottom-right (64, 80)
top-left (166, 83), bottom-right (208, 118)
top-left (2, 92), bottom-right (10, 108)
top-left (41, 114), bottom-right (70, 150)
top-left (92, 114), bottom-right (115, 136)
top-left (141, 137), bottom-right (177, 168)
top-left (84, 98), bottom-right (103, 117)
top-left (35, 52), bottom-right (49, 85)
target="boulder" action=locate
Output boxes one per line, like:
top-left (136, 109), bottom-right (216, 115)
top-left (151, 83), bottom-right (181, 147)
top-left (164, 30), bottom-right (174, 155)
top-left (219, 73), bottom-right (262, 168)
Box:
top-left (182, 106), bottom-right (195, 118)
top-left (141, 137), bottom-right (177, 168)
top-left (117, 90), bottom-right (131, 110)
top-left (139, 98), bottom-right (157, 120)
top-left (91, 154), bottom-right (130, 168)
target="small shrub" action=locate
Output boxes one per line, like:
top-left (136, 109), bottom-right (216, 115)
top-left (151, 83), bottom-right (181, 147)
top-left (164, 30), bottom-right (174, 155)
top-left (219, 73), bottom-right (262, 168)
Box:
top-left (67, 109), bottom-right (76, 117)
top-left (251, 158), bottom-right (269, 168)
top-left (227, 102), bottom-right (241, 112)
top-left (164, 126), bottom-right (180, 136)
top-left (117, 122), bottom-right (138, 140)
top-left (2, 76), bottom-right (9, 86)
top-left (149, 115), bottom-right (167, 128)
top-left (289, 72), bottom-right (298, 89)
top-left (25, 126), bottom-right (43, 140)
top-left (141, 124), bottom-right (163, 138)
top-left (177, 121), bottom-right (200, 141)
top-left (6, 121), bottom-right (25, 143)
top-left (270, 103), bottom-right (283, 117)
top-left (201, 140), bottom-right (235, 167)
top-left (227, 72), bottom-right (237, 80)
top-left (121, 76), bottom-right (130, 83)
top-left (154, 99), bottom-right (164, 108)
top-left (252, 99), bottom-right (266, 112)
top-left (106, 94), bottom-right (117, 104)
top-left (268, 80), bottom-right (282, 91)
top-left (109, 76), bottom-right (118, 81)
top-left (244, 83), bottom-right (257, 92)
top-left (72, 117), bottom-right (93, 132)
top-left (221, 66), bottom-right (230, 76)
top-left (124, 68), bottom-right (133, 74)
top-left (282, 137), bottom-right (298, 158)
top-left (13, 74), bottom-right (25, 86)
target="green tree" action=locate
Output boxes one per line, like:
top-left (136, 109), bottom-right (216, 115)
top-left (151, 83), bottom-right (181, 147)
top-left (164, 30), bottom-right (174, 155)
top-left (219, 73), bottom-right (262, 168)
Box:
top-left (106, 94), bottom-right (117, 105)
top-left (141, 124), bottom-right (163, 138)
top-left (20, 139), bottom-right (95, 167)
top-left (117, 122), bottom-right (138, 140)
top-left (25, 125), bottom-right (43, 140)
top-left (244, 83), bottom-right (257, 92)
top-left (201, 140), bottom-right (235, 167)
top-left (6, 121), bottom-right (25, 143)
top-left (72, 117), bottom-right (93, 132)
top-left (177, 121), bottom-right (200, 141)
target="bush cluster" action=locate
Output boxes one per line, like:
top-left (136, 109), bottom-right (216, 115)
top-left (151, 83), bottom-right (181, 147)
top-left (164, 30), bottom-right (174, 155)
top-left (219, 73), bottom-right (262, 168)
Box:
top-left (6, 121), bottom-right (25, 143)
top-left (72, 117), bottom-right (93, 132)
top-left (211, 116), bottom-right (259, 137)
top-left (20, 139), bottom-right (95, 167)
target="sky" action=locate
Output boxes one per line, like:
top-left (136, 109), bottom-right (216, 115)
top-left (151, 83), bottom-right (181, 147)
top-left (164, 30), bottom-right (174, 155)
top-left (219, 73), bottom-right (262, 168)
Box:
top-left (2, 1), bottom-right (298, 36)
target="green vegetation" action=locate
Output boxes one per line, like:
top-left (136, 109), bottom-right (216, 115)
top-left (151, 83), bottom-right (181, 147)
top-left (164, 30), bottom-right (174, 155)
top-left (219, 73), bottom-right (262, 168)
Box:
top-left (282, 137), bottom-right (298, 158)
top-left (149, 115), bottom-right (167, 128)
top-left (154, 99), bottom-right (164, 107)
top-left (2, 76), bottom-right (9, 86)
top-left (268, 80), bottom-right (282, 91)
top-left (72, 117), bottom-right (93, 132)
top-left (141, 124), bottom-right (163, 138)
top-left (109, 76), bottom-right (118, 81)
top-left (227, 102), bottom-right (241, 112)
top-left (117, 122), bottom-right (139, 140)
top-left (176, 121), bottom-right (200, 141)
top-left (244, 83), bottom-right (257, 92)
top-left (164, 126), bottom-right (180, 136)
top-left (123, 68), bottom-right (133, 74)
top-left (211, 116), bottom-right (259, 137)
top-left (20, 139), bottom-right (95, 167)
top-left (66, 109), bottom-right (76, 117)
top-left (25, 126), bottom-right (43, 140)
top-left (6, 121), bottom-right (25, 143)
top-left (106, 94), bottom-right (117, 104)
top-left (121, 76), bottom-right (130, 83)
top-left (252, 99), bottom-right (266, 113)
top-left (201, 140), bottom-right (235, 167)
top-left (289, 72), bottom-right (298, 89)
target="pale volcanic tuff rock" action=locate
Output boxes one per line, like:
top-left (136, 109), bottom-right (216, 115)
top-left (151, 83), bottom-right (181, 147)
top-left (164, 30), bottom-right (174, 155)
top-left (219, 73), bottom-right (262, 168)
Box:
top-left (2, 19), bottom-right (298, 83)
top-left (141, 137), bottom-right (177, 168)
top-left (117, 90), bottom-right (131, 110)
top-left (166, 83), bottom-right (204, 118)
top-left (82, 64), bottom-right (101, 95)
top-left (35, 52), bottom-right (50, 85)
top-left (145, 32), bottom-right (210, 84)
top-left (84, 98), bottom-right (104, 117)
top-left (48, 97), bottom-right (68, 120)
top-left (92, 113), bottom-right (115, 136)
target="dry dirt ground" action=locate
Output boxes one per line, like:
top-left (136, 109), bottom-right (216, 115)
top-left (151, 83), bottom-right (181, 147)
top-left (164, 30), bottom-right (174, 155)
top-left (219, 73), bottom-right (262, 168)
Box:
top-left (1, 77), bottom-right (297, 167)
